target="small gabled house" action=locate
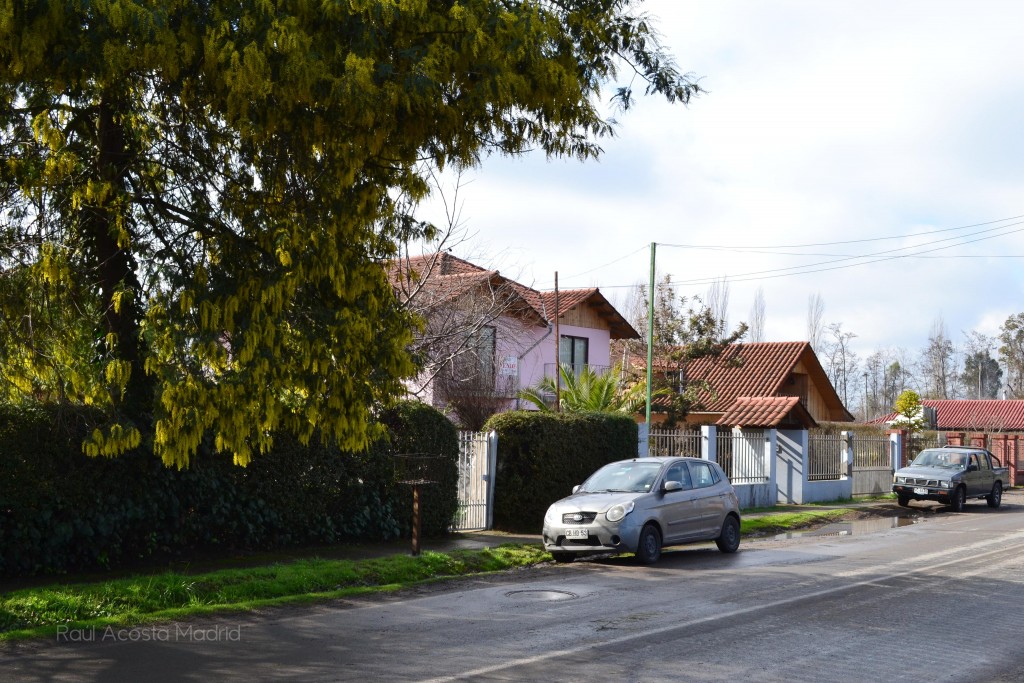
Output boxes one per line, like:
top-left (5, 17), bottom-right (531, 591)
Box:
top-left (652, 341), bottom-right (853, 428)
top-left (391, 252), bottom-right (639, 426)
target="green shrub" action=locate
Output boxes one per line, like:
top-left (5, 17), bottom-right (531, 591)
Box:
top-left (0, 400), bottom-right (455, 578)
top-left (376, 401), bottom-right (460, 537)
top-left (484, 411), bottom-right (637, 532)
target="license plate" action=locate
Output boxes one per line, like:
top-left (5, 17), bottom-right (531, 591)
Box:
top-left (564, 528), bottom-right (589, 540)
top-left (913, 487), bottom-right (929, 495)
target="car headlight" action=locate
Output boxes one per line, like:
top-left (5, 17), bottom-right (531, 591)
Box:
top-left (544, 507), bottom-right (558, 526)
top-left (606, 501), bottom-right (635, 523)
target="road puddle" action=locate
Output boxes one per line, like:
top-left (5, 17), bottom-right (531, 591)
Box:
top-left (774, 516), bottom-right (922, 540)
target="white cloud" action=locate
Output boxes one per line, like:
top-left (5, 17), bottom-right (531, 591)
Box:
top-left (417, 0), bottom-right (1024, 365)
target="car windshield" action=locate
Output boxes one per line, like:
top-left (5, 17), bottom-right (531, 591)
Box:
top-left (579, 461), bottom-right (664, 493)
top-left (911, 450), bottom-right (967, 469)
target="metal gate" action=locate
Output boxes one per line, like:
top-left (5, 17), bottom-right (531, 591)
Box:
top-left (852, 434), bottom-right (892, 496)
top-left (454, 431), bottom-right (496, 531)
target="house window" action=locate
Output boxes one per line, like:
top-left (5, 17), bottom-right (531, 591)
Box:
top-left (473, 326), bottom-right (496, 383)
top-left (559, 335), bottom-right (588, 373)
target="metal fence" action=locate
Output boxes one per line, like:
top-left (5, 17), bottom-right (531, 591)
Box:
top-left (649, 429), bottom-right (702, 457)
top-left (852, 434), bottom-right (890, 468)
top-left (454, 431), bottom-right (491, 531)
top-left (851, 433), bottom-right (891, 496)
top-left (807, 431), bottom-right (844, 481)
top-left (717, 429), bottom-right (769, 485)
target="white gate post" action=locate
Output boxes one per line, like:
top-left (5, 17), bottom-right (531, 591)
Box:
top-left (767, 429), bottom-right (778, 505)
top-left (889, 431), bottom-right (903, 472)
top-left (702, 424), bottom-right (717, 462)
top-left (637, 422), bottom-right (649, 457)
top-left (485, 430), bottom-right (498, 530)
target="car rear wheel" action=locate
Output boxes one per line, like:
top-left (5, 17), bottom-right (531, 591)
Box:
top-left (635, 523), bottom-right (662, 565)
top-left (987, 481), bottom-right (1003, 509)
top-left (949, 485), bottom-right (966, 512)
top-left (715, 515), bottom-right (741, 553)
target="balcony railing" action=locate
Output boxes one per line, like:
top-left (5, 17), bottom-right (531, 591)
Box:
top-left (542, 363), bottom-right (611, 380)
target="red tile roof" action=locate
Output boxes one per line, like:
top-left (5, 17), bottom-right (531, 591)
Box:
top-left (878, 400), bottom-right (1024, 431)
top-left (685, 342), bottom-right (849, 416)
top-left (716, 396), bottom-right (818, 429)
top-left (390, 253), bottom-right (638, 338)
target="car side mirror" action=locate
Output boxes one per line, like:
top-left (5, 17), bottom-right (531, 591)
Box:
top-left (663, 480), bottom-right (682, 493)
top-left (967, 464), bottom-right (979, 472)
top-left (572, 485), bottom-right (581, 494)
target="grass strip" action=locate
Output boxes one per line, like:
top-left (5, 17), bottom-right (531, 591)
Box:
top-left (0, 544), bottom-right (550, 641)
top-left (741, 508), bottom-right (849, 537)
top-left (1, 508), bottom-right (857, 641)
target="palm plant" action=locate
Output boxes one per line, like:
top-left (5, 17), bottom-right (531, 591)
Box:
top-left (518, 363), bottom-right (664, 414)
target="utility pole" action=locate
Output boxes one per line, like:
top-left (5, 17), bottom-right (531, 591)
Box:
top-left (554, 271), bottom-right (560, 413)
top-left (645, 243), bottom-right (656, 425)
top-left (863, 372), bottom-right (869, 422)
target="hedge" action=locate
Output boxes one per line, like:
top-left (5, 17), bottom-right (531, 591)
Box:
top-left (0, 401), bottom-right (458, 578)
top-left (484, 411), bottom-right (638, 532)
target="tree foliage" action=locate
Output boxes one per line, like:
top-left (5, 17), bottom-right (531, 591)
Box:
top-left (960, 331), bottom-right (1001, 399)
top-left (999, 313), bottom-right (1024, 399)
top-left (0, 1), bottom-right (702, 466)
top-left (892, 389), bottom-right (928, 434)
top-left (618, 275), bottom-right (747, 424)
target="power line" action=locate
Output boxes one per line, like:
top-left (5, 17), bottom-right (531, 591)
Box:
top-left (532, 214), bottom-right (1024, 291)
top-left (668, 221), bottom-right (1024, 286)
top-left (657, 213), bottom-right (1024, 250)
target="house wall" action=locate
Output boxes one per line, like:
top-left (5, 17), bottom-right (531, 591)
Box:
top-left (789, 359), bottom-right (831, 422)
top-left (514, 321), bottom-right (612, 408)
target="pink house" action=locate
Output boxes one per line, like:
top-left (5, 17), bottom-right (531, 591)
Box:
top-left (391, 253), bottom-right (639, 426)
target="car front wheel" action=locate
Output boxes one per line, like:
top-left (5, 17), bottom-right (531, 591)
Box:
top-left (550, 551), bottom-right (574, 563)
top-left (635, 523), bottom-right (662, 565)
top-left (715, 515), bottom-right (741, 553)
top-left (897, 494), bottom-right (911, 508)
top-left (949, 485), bottom-right (966, 512)
top-left (987, 481), bottom-right (1003, 509)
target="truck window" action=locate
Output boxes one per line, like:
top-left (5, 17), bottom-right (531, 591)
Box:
top-left (976, 454), bottom-right (991, 470)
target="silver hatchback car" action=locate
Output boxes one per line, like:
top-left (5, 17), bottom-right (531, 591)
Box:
top-left (542, 457), bottom-right (741, 564)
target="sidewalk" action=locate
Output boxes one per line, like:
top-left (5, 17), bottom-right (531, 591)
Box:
top-left (347, 495), bottom-right (904, 560)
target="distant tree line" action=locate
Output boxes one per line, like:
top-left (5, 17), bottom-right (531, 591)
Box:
top-left (807, 302), bottom-right (1023, 422)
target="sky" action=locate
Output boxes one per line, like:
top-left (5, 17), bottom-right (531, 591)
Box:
top-left (417, 0), bottom-right (1024, 365)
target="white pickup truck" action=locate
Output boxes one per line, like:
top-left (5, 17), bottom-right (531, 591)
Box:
top-left (892, 446), bottom-right (1008, 511)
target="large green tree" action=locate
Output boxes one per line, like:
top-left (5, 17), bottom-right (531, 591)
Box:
top-left (0, 1), bottom-right (701, 466)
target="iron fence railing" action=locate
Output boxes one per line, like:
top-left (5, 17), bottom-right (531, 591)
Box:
top-left (717, 429), bottom-right (769, 485)
top-left (807, 432), bottom-right (844, 481)
top-left (648, 429), bottom-right (702, 457)
top-left (852, 435), bottom-right (890, 468)
top-left (455, 431), bottom-right (490, 531)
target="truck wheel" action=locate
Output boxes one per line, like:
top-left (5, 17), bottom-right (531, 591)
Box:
top-left (897, 494), bottom-right (910, 508)
top-left (949, 486), bottom-right (966, 512)
top-left (986, 481), bottom-right (1003, 509)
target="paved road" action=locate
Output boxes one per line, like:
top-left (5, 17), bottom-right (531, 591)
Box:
top-left (5, 495), bottom-right (1024, 682)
